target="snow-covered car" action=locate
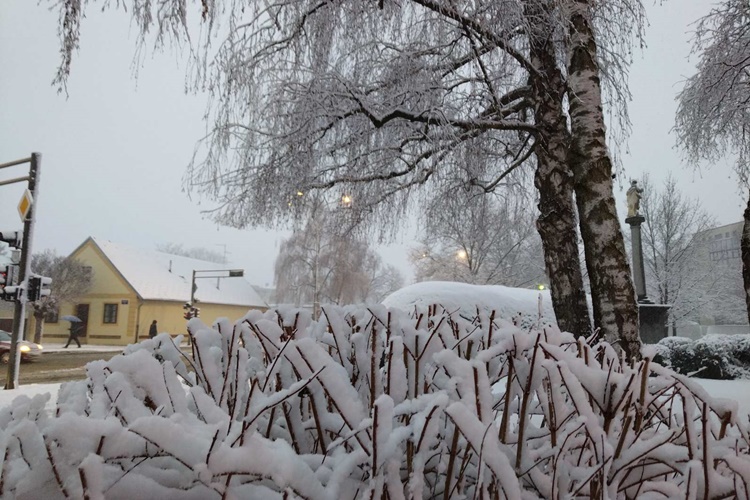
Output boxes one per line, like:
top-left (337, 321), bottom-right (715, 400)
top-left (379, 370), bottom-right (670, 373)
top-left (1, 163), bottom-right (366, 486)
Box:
top-left (0, 330), bottom-right (43, 363)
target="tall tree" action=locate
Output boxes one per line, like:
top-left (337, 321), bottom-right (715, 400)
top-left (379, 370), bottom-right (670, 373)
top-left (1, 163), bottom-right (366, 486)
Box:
top-left (274, 199), bottom-right (403, 316)
top-left (563, 0), bottom-right (643, 358)
top-left (411, 187), bottom-right (546, 288)
top-left (638, 174), bottom-right (718, 325)
top-left (525, 0), bottom-right (592, 336)
top-left (29, 250), bottom-right (93, 344)
top-left (52, 0), bottom-right (646, 347)
top-left (675, 0), bottom-right (750, 324)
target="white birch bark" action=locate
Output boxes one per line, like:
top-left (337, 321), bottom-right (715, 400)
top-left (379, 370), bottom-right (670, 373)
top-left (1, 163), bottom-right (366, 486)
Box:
top-left (527, 0), bottom-right (592, 336)
top-left (564, 0), bottom-right (640, 357)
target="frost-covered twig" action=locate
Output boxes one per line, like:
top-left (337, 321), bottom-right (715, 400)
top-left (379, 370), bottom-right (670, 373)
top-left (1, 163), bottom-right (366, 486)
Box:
top-left (0, 305), bottom-right (748, 498)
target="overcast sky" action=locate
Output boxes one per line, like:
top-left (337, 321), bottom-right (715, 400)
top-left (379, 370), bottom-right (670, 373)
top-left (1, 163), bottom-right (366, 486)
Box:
top-left (0, 0), bottom-right (744, 288)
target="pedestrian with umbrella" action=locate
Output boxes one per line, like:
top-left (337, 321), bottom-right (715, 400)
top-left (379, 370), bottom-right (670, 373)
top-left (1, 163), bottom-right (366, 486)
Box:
top-left (62, 315), bottom-right (82, 348)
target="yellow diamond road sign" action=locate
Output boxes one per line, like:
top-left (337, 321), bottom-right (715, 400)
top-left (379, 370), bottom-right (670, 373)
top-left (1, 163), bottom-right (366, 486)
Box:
top-left (17, 189), bottom-right (33, 221)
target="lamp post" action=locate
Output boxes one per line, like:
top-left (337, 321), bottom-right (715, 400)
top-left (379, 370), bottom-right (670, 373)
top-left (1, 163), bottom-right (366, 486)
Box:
top-left (189, 268), bottom-right (245, 310)
top-left (183, 268), bottom-right (244, 349)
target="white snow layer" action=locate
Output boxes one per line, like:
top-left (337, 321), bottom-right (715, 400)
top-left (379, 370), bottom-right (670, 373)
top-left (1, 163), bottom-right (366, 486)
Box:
top-left (382, 281), bottom-right (559, 329)
top-left (0, 304), bottom-right (747, 499)
top-left (92, 237), bottom-right (267, 307)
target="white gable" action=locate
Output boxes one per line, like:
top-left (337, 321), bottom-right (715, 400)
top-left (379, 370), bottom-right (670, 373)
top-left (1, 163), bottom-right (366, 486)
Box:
top-left (91, 238), bottom-right (267, 308)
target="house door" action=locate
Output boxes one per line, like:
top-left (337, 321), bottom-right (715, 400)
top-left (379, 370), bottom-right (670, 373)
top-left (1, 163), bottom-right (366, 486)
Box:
top-left (75, 304), bottom-right (90, 340)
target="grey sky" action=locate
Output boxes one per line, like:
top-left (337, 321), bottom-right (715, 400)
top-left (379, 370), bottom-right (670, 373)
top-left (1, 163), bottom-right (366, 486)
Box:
top-left (0, 0), bottom-right (744, 288)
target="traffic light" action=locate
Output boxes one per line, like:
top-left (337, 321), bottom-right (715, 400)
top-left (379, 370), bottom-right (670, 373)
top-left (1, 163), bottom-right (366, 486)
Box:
top-left (39, 276), bottom-right (52, 298)
top-left (0, 230), bottom-right (22, 249)
top-left (0, 265), bottom-right (19, 302)
top-left (1, 286), bottom-right (19, 302)
top-left (27, 275), bottom-right (52, 302)
top-left (0, 264), bottom-right (17, 287)
top-left (182, 303), bottom-right (199, 320)
top-left (26, 276), bottom-right (38, 302)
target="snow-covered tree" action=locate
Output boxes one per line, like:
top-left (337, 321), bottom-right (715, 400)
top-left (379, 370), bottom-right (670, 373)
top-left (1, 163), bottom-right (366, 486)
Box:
top-left (50, 0), bottom-right (649, 354)
top-left (274, 199), bottom-right (402, 315)
top-left (29, 250), bottom-right (92, 344)
top-left (411, 187), bottom-right (545, 287)
top-left (563, 0), bottom-right (644, 358)
top-left (676, 0), bottom-right (750, 324)
top-left (639, 175), bottom-right (718, 324)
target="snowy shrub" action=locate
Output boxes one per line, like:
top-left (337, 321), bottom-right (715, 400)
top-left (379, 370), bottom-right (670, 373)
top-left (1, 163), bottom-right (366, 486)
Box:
top-left (655, 334), bottom-right (750, 380)
top-left (1, 305), bottom-right (750, 498)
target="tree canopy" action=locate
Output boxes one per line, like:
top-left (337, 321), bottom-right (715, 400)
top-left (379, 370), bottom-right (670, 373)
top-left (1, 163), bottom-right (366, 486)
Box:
top-left (29, 250), bottom-right (93, 343)
top-left (52, 0), bottom-right (647, 354)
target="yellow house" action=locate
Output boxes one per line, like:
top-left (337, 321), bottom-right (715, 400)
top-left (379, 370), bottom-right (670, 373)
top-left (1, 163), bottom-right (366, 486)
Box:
top-left (34, 237), bottom-right (267, 345)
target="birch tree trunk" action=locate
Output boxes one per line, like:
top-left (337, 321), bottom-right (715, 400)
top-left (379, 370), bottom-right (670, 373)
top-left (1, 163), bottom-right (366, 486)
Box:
top-left (33, 312), bottom-right (44, 345)
top-left (742, 190), bottom-right (750, 325)
top-left (527, 0), bottom-right (592, 336)
top-left (565, 0), bottom-right (640, 358)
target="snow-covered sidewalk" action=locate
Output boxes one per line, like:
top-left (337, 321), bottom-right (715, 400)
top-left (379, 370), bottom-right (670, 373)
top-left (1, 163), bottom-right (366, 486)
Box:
top-left (41, 343), bottom-right (125, 354)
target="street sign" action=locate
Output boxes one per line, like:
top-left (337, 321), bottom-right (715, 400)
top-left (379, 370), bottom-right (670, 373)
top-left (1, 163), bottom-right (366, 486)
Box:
top-left (17, 189), bottom-right (32, 221)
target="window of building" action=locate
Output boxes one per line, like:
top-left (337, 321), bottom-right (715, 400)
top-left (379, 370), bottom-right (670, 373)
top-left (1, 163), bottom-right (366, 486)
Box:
top-left (103, 303), bottom-right (118, 324)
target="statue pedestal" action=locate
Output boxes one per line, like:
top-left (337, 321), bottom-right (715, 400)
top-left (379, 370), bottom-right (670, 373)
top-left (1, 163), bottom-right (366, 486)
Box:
top-left (638, 303), bottom-right (671, 344)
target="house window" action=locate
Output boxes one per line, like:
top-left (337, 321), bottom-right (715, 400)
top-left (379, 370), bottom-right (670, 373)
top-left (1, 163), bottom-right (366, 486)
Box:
top-left (45, 307), bottom-right (59, 323)
top-left (103, 303), bottom-right (118, 324)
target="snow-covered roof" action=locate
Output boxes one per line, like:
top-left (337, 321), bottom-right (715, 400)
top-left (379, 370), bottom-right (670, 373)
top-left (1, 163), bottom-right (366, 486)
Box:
top-left (382, 281), bottom-right (557, 329)
top-left (89, 238), bottom-right (267, 308)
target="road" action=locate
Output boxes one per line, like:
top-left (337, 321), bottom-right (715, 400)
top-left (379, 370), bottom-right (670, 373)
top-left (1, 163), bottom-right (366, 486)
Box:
top-left (0, 350), bottom-right (123, 386)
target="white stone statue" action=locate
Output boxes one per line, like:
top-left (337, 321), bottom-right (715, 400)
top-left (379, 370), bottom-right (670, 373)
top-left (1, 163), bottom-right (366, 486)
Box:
top-left (626, 180), bottom-right (643, 217)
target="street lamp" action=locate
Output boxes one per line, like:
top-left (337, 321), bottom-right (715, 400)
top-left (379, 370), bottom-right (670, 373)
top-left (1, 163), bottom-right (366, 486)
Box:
top-left (186, 268), bottom-right (245, 320)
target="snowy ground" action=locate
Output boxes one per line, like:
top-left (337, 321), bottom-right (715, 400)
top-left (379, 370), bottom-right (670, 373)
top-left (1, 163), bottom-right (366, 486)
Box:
top-left (696, 378), bottom-right (750, 421)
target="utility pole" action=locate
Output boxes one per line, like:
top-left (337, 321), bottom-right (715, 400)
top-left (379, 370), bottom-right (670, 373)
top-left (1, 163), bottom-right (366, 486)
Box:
top-left (214, 244), bottom-right (229, 289)
top-left (0, 153), bottom-right (41, 389)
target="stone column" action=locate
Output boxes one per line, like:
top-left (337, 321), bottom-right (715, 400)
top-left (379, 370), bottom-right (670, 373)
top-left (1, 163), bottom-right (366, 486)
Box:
top-left (626, 215), bottom-right (650, 303)
top-left (627, 214), bottom-right (670, 342)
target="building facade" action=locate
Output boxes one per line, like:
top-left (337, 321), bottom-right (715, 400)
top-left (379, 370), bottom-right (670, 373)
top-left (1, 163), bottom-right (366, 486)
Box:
top-left (5, 238), bottom-right (267, 345)
top-left (698, 221), bottom-right (743, 264)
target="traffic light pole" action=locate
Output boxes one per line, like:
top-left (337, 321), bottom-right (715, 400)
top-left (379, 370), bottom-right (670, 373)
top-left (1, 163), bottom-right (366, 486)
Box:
top-left (5, 153), bottom-right (40, 389)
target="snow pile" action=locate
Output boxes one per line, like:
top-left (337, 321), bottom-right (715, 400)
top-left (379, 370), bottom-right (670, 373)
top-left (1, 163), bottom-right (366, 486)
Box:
top-left (383, 281), bottom-right (558, 329)
top-left (0, 305), bottom-right (749, 498)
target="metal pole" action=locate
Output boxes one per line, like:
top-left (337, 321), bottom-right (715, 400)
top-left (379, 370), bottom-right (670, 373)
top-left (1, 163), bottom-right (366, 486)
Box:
top-left (0, 157), bottom-right (32, 170)
top-left (187, 270), bottom-right (197, 351)
top-left (0, 176), bottom-right (31, 187)
top-left (6, 153), bottom-right (40, 390)
top-left (191, 270), bottom-right (196, 306)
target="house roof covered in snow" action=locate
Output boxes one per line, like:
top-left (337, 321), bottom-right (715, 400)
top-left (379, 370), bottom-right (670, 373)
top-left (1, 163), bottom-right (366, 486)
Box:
top-left (79, 237), bottom-right (267, 308)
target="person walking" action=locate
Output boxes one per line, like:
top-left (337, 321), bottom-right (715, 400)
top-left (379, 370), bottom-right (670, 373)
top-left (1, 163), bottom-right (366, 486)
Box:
top-left (149, 320), bottom-right (158, 339)
top-left (64, 323), bottom-right (81, 348)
